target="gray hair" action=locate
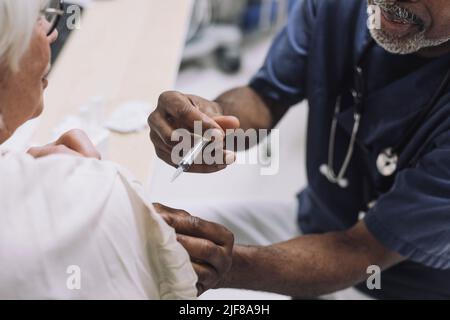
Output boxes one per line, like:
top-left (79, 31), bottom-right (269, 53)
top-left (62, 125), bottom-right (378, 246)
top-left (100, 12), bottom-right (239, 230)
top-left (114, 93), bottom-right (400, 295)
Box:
top-left (0, 0), bottom-right (43, 72)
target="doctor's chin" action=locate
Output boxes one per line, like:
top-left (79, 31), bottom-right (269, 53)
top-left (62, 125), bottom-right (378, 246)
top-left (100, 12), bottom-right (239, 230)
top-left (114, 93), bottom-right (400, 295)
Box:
top-left (1, 0), bottom-right (450, 306)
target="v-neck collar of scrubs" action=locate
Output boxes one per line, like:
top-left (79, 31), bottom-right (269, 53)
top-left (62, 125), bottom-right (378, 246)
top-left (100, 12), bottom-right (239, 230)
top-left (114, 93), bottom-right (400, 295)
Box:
top-left (337, 9), bottom-right (450, 157)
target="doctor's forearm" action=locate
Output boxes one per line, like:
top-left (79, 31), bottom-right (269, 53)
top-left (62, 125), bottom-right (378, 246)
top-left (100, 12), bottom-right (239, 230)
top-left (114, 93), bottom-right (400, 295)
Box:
top-left (221, 222), bottom-right (404, 298)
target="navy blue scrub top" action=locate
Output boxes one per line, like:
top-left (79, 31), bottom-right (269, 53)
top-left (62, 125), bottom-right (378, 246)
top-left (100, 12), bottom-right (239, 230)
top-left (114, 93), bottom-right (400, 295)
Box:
top-left (249, 0), bottom-right (450, 299)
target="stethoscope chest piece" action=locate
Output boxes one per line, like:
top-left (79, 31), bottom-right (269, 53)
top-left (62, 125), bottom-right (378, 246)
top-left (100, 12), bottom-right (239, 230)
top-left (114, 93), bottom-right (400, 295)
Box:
top-left (376, 148), bottom-right (398, 177)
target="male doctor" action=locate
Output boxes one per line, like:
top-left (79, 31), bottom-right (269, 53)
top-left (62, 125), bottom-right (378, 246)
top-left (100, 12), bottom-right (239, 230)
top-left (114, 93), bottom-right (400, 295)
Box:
top-left (149, 0), bottom-right (450, 299)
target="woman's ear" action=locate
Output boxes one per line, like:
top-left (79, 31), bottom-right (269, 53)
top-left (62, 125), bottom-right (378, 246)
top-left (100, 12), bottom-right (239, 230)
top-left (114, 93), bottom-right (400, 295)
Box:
top-left (0, 113), bottom-right (6, 131)
top-left (0, 111), bottom-right (15, 144)
top-left (0, 113), bottom-right (7, 143)
top-left (0, 63), bottom-right (6, 132)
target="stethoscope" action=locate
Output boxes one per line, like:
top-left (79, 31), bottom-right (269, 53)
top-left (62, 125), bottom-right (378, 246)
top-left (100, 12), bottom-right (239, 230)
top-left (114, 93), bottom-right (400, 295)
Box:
top-left (320, 41), bottom-right (450, 189)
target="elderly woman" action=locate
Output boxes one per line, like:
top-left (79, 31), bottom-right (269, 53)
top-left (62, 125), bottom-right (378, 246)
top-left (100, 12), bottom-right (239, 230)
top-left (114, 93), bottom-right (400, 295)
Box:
top-left (0, 0), bottom-right (197, 299)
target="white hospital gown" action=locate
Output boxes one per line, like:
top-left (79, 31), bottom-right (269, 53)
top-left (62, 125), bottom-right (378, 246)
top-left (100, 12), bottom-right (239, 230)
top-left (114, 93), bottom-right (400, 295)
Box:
top-left (0, 151), bottom-right (197, 299)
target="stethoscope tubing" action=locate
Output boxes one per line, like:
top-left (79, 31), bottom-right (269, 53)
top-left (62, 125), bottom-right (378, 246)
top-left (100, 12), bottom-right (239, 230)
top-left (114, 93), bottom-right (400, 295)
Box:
top-left (322, 40), bottom-right (450, 188)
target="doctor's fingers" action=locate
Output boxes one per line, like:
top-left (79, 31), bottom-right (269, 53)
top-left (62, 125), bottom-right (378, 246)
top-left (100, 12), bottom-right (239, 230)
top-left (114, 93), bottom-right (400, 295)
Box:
top-left (150, 134), bottom-right (234, 173)
top-left (153, 149), bottom-right (230, 174)
top-left (153, 203), bottom-right (191, 215)
top-left (150, 130), bottom-right (172, 156)
top-left (148, 111), bottom-right (178, 148)
top-left (149, 110), bottom-right (231, 158)
top-left (152, 141), bottom-right (228, 173)
top-left (192, 262), bottom-right (220, 296)
top-left (154, 91), bottom-right (225, 135)
top-left (150, 130), bottom-right (220, 173)
top-left (176, 234), bottom-right (232, 276)
top-left (160, 213), bottom-right (234, 249)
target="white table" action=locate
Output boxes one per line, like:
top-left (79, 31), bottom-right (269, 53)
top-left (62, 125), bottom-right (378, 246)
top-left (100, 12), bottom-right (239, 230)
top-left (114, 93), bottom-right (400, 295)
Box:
top-left (35, 0), bottom-right (192, 181)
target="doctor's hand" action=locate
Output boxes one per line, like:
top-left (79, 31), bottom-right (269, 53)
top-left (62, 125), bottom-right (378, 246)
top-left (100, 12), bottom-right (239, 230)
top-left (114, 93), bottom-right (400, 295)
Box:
top-left (148, 91), bottom-right (240, 173)
top-left (154, 203), bottom-right (234, 296)
top-left (28, 129), bottom-right (101, 160)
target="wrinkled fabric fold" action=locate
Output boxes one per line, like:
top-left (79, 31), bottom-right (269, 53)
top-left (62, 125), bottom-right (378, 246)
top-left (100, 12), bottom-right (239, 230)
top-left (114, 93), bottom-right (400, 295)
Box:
top-left (0, 152), bottom-right (197, 300)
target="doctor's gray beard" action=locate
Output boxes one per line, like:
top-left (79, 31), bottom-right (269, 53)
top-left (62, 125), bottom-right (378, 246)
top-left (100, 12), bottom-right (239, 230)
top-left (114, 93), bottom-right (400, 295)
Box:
top-left (368, 0), bottom-right (450, 55)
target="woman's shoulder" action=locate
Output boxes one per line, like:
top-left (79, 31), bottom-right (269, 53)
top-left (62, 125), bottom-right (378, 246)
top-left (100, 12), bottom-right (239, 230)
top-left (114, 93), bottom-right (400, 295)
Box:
top-left (0, 151), bottom-right (197, 299)
top-left (0, 151), bottom-right (124, 211)
top-left (0, 151), bottom-right (121, 181)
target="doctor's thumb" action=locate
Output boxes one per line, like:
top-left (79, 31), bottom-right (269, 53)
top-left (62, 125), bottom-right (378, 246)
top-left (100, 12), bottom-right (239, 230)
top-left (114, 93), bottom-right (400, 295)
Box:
top-left (213, 115), bottom-right (241, 132)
